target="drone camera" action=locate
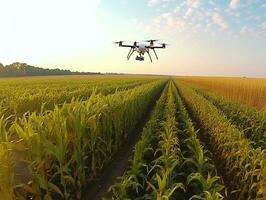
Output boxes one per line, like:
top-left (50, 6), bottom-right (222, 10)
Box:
top-left (136, 56), bottom-right (144, 61)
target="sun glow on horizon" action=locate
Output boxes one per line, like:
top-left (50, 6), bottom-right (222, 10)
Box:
top-left (0, 0), bottom-right (104, 65)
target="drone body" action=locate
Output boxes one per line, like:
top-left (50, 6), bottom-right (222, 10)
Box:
top-left (114, 40), bottom-right (168, 62)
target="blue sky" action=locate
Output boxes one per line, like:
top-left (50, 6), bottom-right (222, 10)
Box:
top-left (0, 0), bottom-right (265, 77)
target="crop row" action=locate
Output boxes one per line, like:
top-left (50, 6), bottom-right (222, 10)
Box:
top-left (110, 80), bottom-right (169, 199)
top-left (1, 77), bottom-right (263, 200)
top-left (0, 80), bottom-right (166, 199)
top-left (110, 81), bottom-right (224, 199)
top-left (0, 77), bottom-right (157, 117)
top-left (172, 82), bottom-right (224, 200)
top-left (175, 81), bottom-right (266, 199)
top-left (176, 76), bottom-right (266, 110)
top-left (193, 88), bottom-right (266, 149)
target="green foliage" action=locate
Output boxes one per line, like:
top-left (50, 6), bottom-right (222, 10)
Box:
top-left (110, 81), bottom-right (225, 200)
top-left (0, 79), bottom-right (166, 199)
top-left (0, 76), bottom-right (156, 117)
top-left (0, 62), bottom-right (101, 77)
top-left (1, 76), bottom-right (264, 200)
top-left (194, 89), bottom-right (266, 149)
top-left (175, 81), bottom-right (266, 199)
top-left (111, 82), bottom-right (169, 200)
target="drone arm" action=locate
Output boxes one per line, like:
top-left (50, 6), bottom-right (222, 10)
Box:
top-left (120, 45), bottom-right (135, 47)
top-left (151, 46), bottom-right (164, 49)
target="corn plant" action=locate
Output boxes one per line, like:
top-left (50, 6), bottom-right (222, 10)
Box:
top-left (110, 82), bottom-right (169, 199)
top-left (176, 76), bottom-right (266, 110)
top-left (0, 116), bottom-right (15, 200)
top-left (1, 80), bottom-right (166, 199)
top-left (194, 88), bottom-right (266, 149)
top-left (169, 81), bottom-right (225, 199)
top-left (187, 173), bottom-right (224, 199)
top-left (175, 81), bottom-right (266, 199)
top-left (146, 82), bottom-right (184, 199)
top-left (110, 80), bottom-right (225, 200)
top-left (0, 76), bottom-right (158, 119)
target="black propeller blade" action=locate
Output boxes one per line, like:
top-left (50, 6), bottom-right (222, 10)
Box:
top-left (144, 39), bottom-right (159, 42)
top-left (159, 43), bottom-right (170, 48)
top-left (159, 43), bottom-right (170, 45)
top-left (114, 41), bottom-right (125, 44)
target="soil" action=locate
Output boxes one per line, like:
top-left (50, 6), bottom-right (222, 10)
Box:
top-left (82, 85), bottom-right (165, 200)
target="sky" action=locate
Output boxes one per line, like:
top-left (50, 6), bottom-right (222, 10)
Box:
top-left (0, 0), bottom-right (265, 77)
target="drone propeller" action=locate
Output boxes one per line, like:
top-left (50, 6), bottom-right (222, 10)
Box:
top-left (159, 43), bottom-right (170, 48)
top-left (159, 43), bottom-right (170, 45)
top-left (114, 41), bottom-right (125, 44)
top-left (144, 39), bottom-right (159, 42)
top-left (127, 41), bottom-right (138, 45)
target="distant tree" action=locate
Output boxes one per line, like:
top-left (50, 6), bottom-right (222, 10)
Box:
top-left (0, 62), bottom-right (101, 77)
top-left (0, 63), bottom-right (4, 73)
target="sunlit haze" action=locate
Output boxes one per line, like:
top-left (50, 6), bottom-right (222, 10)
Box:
top-left (0, 0), bottom-right (265, 77)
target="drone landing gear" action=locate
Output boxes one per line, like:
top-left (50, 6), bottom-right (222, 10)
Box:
top-left (127, 47), bottom-right (135, 60)
top-left (147, 49), bottom-right (153, 62)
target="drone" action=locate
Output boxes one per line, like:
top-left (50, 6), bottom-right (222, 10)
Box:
top-left (114, 40), bottom-right (168, 62)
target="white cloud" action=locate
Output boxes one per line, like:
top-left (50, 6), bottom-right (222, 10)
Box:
top-left (238, 23), bottom-right (266, 38)
top-left (174, 6), bottom-right (181, 13)
top-left (229, 0), bottom-right (240, 9)
top-left (238, 25), bottom-right (265, 37)
top-left (247, 15), bottom-right (261, 21)
top-left (147, 0), bottom-right (263, 41)
top-left (212, 13), bottom-right (228, 30)
top-left (146, 12), bottom-right (187, 39)
top-left (185, 8), bottom-right (193, 18)
top-left (147, 0), bottom-right (159, 7)
top-left (154, 12), bottom-right (185, 28)
top-left (260, 23), bottom-right (266, 35)
top-left (186, 0), bottom-right (201, 8)
top-left (240, 26), bottom-right (254, 35)
top-left (147, 0), bottom-right (171, 7)
top-left (261, 23), bottom-right (266, 29)
top-left (205, 23), bottom-right (212, 32)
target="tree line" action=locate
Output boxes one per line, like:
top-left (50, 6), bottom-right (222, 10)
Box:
top-left (0, 62), bottom-right (101, 77)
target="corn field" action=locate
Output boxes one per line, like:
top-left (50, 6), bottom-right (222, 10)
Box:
top-left (176, 76), bottom-right (266, 111)
top-left (0, 75), bottom-right (265, 200)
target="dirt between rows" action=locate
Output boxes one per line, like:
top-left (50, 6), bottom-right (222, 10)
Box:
top-left (82, 85), bottom-right (165, 200)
